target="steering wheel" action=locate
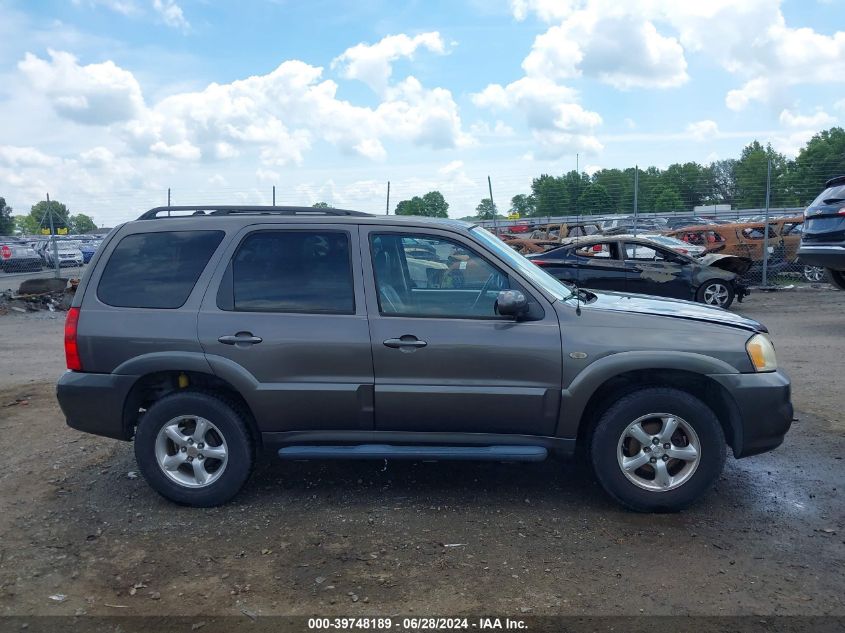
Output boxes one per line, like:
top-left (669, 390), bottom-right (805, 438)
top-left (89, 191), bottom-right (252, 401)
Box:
top-left (470, 272), bottom-right (498, 311)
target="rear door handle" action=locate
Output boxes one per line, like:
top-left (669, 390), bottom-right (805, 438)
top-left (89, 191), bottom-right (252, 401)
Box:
top-left (383, 336), bottom-right (427, 349)
top-left (218, 333), bottom-right (263, 346)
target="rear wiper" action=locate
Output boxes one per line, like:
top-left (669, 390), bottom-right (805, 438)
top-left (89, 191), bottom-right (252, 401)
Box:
top-left (822, 197), bottom-right (845, 205)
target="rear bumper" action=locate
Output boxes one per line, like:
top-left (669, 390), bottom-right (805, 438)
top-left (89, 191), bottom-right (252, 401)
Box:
top-left (56, 371), bottom-right (138, 440)
top-left (709, 369), bottom-right (793, 458)
top-left (797, 244), bottom-right (845, 270)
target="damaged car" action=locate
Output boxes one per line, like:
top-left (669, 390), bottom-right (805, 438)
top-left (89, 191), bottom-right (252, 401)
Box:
top-left (525, 235), bottom-right (750, 308)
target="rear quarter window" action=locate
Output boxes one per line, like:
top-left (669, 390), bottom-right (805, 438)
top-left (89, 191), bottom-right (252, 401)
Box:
top-left (97, 230), bottom-right (224, 308)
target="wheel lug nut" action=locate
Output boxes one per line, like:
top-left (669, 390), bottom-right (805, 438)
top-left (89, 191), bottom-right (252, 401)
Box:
top-left (643, 446), bottom-right (651, 453)
top-left (663, 443), bottom-right (671, 449)
top-left (180, 447), bottom-right (187, 453)
top-left (187, 438), bottom-right (193, 444)
top-left (652, 438), bottom-right (660, 445)
top-left (187, 456), bottom-right (193, 462)
top-left (198, 443), bottom-right (204, 449)
top-left (198, 454), bottom-right (204, 460)
top-left (650, 457), bottom-right (657, 464)
top-left (662, 455), bottom-right (669, 462)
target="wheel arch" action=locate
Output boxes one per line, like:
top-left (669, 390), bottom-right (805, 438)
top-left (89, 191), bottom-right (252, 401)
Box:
top-left (560, 353), bottom-right (743, 455)
top-left (121, 370), bottom-right (260, 449)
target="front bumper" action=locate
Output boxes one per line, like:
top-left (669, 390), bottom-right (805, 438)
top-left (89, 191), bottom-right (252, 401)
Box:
top-left (709, 369), bottom-right (793, 458)
top-left (56, 371), bottom-right (138, 440)
top-left (797, 244), bottom-right (845, 271)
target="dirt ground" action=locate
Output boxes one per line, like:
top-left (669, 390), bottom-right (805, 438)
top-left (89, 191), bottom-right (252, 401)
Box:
top-left (0, 290), bottom-right (842, 620)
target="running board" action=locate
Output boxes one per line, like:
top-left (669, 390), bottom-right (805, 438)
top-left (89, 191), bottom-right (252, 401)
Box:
top-left (277, 444), bottom-right (548, 461)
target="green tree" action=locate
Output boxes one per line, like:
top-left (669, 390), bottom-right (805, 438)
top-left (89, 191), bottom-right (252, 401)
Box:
top-left (791, 127), bottom-right (845, 204)
top-left (71, 213), bottom-right (97, 233)
top-left (0, 197), bottom-right (13, 235)
top-left (591, 168), bottom-right (634, 213)
top-left (395, 191), bottom-right (449, 217)
top-left (530, 174), bottom-right (568, 217)
top-left (509, 193), bottom-right (535, 217)
top-left (703, 159), bottom-right (737, 206)
top-left (14, 215), bottom-right (39, 235)
top-left (734, 141), bottom-right (796, 208)
top-left (24, 200), bottom-right (71, 234)
top-left (562, 170), bottom-right (592, 214)
top-left (652, 187), bottom-right (684, 212)
top-left (662, 162), bottom-right (707, 211)
top-left (475, 198), bottom-right (498, 219)
top-left (312, 201), bottom-right (330, 208)
top-left (421, 191), bottom-right (449, 218)
top-left (577, 184), bottom-right (612, 215)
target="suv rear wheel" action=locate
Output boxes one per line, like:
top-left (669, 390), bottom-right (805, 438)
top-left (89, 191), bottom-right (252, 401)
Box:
top-left (590, 387), bottom-right (726, 512)
top-left (134, 391), bottom-right (254, 506)
top-left (826, 268), bottom-right (845, 290)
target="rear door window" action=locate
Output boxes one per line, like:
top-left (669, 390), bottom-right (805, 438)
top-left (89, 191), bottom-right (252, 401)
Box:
top-left (98, 230), bottom-right (224, 308)
top-left (220, 230), bottom-right (354, 314)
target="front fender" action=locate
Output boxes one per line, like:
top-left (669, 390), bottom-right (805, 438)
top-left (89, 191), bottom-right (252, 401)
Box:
top-left (557, 350), bottom-right (739, 437)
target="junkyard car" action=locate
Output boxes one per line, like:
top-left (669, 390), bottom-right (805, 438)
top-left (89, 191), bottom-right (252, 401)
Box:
top-left (57, 206), bottom-right (791, 512)
top-left (525, 235), bottom-right (749, 308)
top-left (0, 242), bottom-right (43, 272)
top-left (798, 175), bottom-right (845, 290)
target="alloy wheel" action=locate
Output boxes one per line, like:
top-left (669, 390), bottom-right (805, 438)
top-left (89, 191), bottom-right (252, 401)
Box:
top-left (154, 416), bottom-right (229, 488)
top-left (702, 282), bottom-right (729, 306)
top-left (617, 413), bottom-right (701, 492)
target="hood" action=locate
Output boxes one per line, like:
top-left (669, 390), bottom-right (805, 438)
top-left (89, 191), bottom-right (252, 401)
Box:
top-left (578, 291), bottom-right (766, 332)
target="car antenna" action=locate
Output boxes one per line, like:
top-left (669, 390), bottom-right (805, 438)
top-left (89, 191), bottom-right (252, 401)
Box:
top-left (574, 153), bottom-right (582, 316)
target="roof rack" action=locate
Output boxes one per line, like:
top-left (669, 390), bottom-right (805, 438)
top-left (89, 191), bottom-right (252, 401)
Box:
top-left (137, 205), bottom-right (372, 220)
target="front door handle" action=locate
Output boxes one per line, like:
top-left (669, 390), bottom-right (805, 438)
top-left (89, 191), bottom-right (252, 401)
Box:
top-left (218, 333), bottom-right (263, 346)
top-left (383, 335), bottom-right (427, 349)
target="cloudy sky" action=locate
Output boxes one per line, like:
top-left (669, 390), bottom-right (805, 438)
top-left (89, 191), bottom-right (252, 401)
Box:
top-left (1, 0), bottom-right (844, 225)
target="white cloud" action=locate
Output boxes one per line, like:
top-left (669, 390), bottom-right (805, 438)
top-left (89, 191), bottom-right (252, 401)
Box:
top-left (332, 32), bottom-right (446, 93)
top-left (836, 98), bottom-right (845, 113)
top-left (778, 109), bottom-right (836, 129)
top-left (0, 145), bottom-right (62, 168)
top-left (472, 76), bottom-right (602, 157)
top-left (522, 10), bottom-right (688, 89)
top-left (19, 51), bottom-right (471, 165)
top-left (152, 0), bottom-right (189, 31)
top-left (686, 119), bottom-right (720, 141)
top-left (510, 0), bottom-right (845, 110)
top-left (510, 0), bottom-right (578, 22)
top-left (18, 50), bottom-right (145, 124)
top-left (469, 120), bottom-right (516, 137)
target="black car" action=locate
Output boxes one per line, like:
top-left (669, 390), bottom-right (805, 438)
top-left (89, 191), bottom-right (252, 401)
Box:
top-left (525, 236), bottom-right (750, 308)
top-left (798, 175), bottom-right (845, 290)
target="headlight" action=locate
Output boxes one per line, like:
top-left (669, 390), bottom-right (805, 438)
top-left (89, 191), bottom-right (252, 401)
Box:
top-left (746, 333), bottom-right (777, 372)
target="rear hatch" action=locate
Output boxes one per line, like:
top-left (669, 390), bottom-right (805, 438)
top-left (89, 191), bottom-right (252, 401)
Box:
top-left (802, 179), bottom-right (845, 244)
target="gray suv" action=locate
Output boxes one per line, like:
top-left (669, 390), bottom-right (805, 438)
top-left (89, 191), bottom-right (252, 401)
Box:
top-left (57, 206), bottom-right (793, 512)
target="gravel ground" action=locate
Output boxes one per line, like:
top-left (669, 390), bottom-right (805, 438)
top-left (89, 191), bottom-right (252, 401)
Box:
top-left (0, 290), bottom-right (842, 619)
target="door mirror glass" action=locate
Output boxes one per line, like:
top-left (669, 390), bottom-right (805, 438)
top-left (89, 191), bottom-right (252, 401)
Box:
top-left (495, 289), bottom-right (529, 319)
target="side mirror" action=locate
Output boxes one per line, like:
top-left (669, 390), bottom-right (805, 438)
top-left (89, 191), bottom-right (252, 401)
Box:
top-left (495, 289), bottom-right (529, 319)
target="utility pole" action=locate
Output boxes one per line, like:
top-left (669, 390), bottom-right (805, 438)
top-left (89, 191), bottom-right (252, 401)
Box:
top-left (762, 158), bottom-right (772, 286)
top-left (47, 193), bottom-right (60, 279)
top-left (272, 185), bottom-right (276, 206)
top-left (385, 181), bottom-right (390, 215)
top-left (633, 165), bottom-right (639, 235)
top-left (167, 187), bottom-right (171, 217)
top-left (487, 176), bottom-right (498, 234)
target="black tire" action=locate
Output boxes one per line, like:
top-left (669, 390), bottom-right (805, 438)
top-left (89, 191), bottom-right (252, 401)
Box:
top-left (134, 391), bottom-right (254, 507)
top-left (695, 279), bottom-right (735, 308)
top-left (826, 268), bottom-right (845, 290)
top-left (589, 387), bottom-right (726, 512)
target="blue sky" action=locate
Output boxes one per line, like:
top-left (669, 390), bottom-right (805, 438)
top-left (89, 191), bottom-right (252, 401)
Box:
top-left (1, 0), bottom-right (844, 224)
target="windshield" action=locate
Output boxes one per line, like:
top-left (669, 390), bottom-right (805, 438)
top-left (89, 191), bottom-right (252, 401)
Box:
top-left (809, 184), bottom-right (845, 207)
top-left (471, 226), bottom-right (574, 301)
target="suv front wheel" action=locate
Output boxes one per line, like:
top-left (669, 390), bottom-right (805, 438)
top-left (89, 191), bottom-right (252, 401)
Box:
top-left (134, 391), bottom-right (254, 506)
top-left (590, 387), bottom-right (726, 512)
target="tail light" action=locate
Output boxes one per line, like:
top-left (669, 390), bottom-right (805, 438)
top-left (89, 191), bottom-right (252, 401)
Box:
top-left (64, 307), bottom-right (82, 371)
